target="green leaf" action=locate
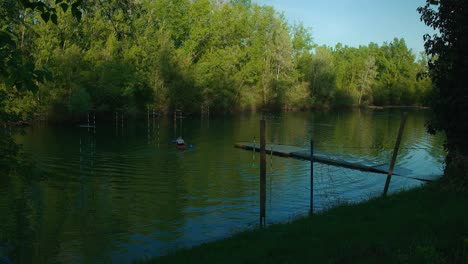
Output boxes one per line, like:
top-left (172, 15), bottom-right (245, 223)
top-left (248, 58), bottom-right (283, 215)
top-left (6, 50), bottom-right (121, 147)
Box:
top-left (0, 31), bottom-right (16, 47)
top-left (40, 12), bottom-right (50, 23)
top-left (5, 77), bottom-right (15, 88)
top-left (71, 3), bottom-right (82, 21)
top-left (19, 0), bottom-right (34, 9)
top-left (60, 3), bottom-right (68, 12)
top-left (55, 0), bottom-right (63, 4)
top-left (51, 14), bottom-right (58, 25)
top-left (36, 2), bottom-right (45, 12)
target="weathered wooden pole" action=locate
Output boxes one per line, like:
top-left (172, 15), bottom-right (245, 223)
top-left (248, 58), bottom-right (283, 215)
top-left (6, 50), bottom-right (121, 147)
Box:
top-left (147, 106), bottom-right (150, 125)
top-left (260, 119), bottom-right (266, 227)
top-left (180, 111), bottom-right (183, 137)
top-left (93, 112), bottom-right (96, 134)
top-left (147, 111), bottom-right (150, 145)
top-left (383, 112), bottom-right (408, 196)
top-left (310, 139), bottom-right (314, 216)
top-left (252, 136), bottom-right (256, 163)
top-left (157, 113), bottom-right (160, 147)
top-left (115, 112), bottom-right (118, 134)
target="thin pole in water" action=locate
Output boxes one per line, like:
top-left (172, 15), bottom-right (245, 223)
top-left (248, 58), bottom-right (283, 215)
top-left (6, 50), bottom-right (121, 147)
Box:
top-left (179, 111), bottom-right (183, 138)
top-left (79, 137), bottom-right (82, 171)
top-left (115, 112), bottom-right (118, 135)
top-left (157, 112), bottom-right (160, 148)
top-left (310, 139), bottom-right (314, 216)
top-left (260, 119), bottom-right (266, 227)
top-left (253, 136), bottom-right (256, 162)
top-left (270, 145), bottom-right (274, 206)
top-left (383, 112), bottom-right (408, 196)
top-left (147, 111), bottom-right (150, 145)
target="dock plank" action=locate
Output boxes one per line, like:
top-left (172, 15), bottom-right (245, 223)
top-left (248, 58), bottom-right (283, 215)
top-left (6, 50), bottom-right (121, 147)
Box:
top-left (234, 142), bottom-right (304, 157)
top-left (234, 142), bottom-right (411, 176)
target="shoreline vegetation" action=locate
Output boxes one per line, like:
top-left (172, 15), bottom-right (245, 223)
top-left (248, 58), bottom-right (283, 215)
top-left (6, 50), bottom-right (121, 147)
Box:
top-left (1, 1), bottom-right (431, 125)
top-left (146, 181), bottom-right (468, 264)
top-left (367, 105), bottom-right (429, 110)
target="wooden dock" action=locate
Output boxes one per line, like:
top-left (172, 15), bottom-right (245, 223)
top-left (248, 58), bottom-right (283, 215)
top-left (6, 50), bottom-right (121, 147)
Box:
top-left (234, 142), bottom-right (412, 176)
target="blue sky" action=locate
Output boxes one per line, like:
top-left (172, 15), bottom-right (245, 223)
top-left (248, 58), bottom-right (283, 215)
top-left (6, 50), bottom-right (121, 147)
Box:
top-left (254, 0), bottom-right (433, 55)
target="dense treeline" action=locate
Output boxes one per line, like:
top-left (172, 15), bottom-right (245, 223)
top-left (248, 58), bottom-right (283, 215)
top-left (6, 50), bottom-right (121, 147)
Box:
top-left (299, 41), bottom-right (431, 109)
top-left (1, 0), bottom-right (431, 122)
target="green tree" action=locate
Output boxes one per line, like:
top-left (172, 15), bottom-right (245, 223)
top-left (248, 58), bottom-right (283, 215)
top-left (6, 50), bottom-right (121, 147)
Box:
top-left (0, 0), bottom-right (82, 171)
top-left (308, 46), bottom-right (336, 108)
top-left (413, 53), bottom-right (432, 105)
top-left (418, 0), bottom-right (468, 185)
top-left (285, 23), bottom-right (314, 110)
top-left (332, 44), bottom-right (362, 106)
top-left (357, 55), bottom-right (377, 106)
top-left (373, 38), bottom-right (416, 105)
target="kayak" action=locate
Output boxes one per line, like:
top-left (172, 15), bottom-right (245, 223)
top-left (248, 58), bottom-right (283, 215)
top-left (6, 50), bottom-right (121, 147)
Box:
top-left (176, 144), bottom-right (186, 150)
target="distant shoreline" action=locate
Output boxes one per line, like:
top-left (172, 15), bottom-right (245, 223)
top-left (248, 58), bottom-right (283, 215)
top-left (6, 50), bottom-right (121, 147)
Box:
top-left (4, 106), bottom-right (431, 126)
top-left (367, 105), bottom-right (430, 110)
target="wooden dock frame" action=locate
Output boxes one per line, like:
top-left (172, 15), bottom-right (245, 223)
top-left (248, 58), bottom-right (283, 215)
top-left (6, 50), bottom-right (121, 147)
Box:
top-left (243, 113), bottom-right (412, 225)
top-left (234, 142), bottom-right (406, 175)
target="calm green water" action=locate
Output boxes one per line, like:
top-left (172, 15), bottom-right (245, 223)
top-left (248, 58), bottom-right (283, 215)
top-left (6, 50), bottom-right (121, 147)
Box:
top-left (1, 110), bottom-right (444, 263)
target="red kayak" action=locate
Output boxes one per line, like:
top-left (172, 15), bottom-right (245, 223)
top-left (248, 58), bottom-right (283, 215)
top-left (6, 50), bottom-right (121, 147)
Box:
top-left (176, 144), bottom-right (186, 150)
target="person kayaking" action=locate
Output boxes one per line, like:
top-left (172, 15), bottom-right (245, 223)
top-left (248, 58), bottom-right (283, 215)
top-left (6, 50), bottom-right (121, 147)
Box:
top-left (176, 136), bottom-right (186, 150)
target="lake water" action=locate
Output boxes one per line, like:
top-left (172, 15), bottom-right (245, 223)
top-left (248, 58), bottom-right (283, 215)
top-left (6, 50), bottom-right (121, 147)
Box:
top-left (0, 109), bottom-right (445, 263)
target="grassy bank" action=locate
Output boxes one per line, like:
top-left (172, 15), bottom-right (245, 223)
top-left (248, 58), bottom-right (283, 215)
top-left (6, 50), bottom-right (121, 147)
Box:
top-left (146, 182), bottom-right (468, 263)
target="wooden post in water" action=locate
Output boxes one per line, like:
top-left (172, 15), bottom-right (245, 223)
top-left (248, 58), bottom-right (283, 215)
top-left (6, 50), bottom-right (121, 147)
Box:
top-left (180, 111), bottom-right (183, 137)
top-left (310, 139), bottom-right (314, 216)
top-left (115, 111), bottom-right (118, 135)
top-left (147, 110), bottom-right (150, 145)
top-left (253, 136), bottom-right (256, 162)
top-left (93, 112), bottom-right (96, 134)
top-left (383, 112), bottom-right (408, 196)
top-left (260, 119), bottom-right (266, 227)
top-left (157, 111), bottom-right (160, 147)
top-left (173, 110), bottom-right (176, 139)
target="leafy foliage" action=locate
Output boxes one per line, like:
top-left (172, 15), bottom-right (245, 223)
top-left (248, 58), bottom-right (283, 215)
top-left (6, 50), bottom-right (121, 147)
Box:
top-left (2, 0), bottom-right (432, 124)
top-left (0, 0), bottom-right (82, 171)
top-left (418, 0), bottom-right (468, 184)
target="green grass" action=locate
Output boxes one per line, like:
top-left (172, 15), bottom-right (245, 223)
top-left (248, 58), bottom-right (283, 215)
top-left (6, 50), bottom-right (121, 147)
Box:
top-left (144, 182), bottom-right (468, 264)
